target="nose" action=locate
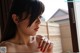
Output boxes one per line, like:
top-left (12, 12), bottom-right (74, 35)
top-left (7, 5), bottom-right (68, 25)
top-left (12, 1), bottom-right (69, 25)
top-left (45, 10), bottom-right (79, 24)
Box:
top-left (37, 18), bottom-right (41, 24)
top-left (38, 19), bottom-right (41, 24)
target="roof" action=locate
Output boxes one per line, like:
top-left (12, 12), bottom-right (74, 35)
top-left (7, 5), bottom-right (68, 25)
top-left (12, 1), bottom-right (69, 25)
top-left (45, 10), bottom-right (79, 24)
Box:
top-left (48, 8), bottom-right (69, 22)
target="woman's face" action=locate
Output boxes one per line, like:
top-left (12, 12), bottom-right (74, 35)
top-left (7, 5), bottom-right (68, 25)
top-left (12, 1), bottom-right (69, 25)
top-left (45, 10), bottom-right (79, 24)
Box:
top-left (16, 16), bottom-right (41, 36)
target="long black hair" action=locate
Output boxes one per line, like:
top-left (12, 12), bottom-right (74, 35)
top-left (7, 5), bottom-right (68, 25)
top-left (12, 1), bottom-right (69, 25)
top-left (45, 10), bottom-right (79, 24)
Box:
top-left (1, 0), bottom-right (45, 41)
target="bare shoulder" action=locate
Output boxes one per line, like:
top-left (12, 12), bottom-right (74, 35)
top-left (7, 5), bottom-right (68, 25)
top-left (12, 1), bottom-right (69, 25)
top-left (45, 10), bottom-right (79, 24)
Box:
top-left (0, 41), bottom-right (7, 46)
top-left (0, 41), bottom-right (16, 53)
top-left (0, 41), bottom-right (14, 47)
top-left (0, 41), bottom-right (8, 53)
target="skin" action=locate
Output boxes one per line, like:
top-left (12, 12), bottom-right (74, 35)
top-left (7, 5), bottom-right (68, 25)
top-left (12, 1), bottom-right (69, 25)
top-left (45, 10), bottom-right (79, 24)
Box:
top-left (0, 13), bottom-right (53, 53)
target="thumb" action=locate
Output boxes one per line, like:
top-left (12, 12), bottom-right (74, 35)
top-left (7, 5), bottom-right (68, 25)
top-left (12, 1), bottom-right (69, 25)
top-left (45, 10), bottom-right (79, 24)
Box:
top-left (36, 35), bottom-right (43, 43)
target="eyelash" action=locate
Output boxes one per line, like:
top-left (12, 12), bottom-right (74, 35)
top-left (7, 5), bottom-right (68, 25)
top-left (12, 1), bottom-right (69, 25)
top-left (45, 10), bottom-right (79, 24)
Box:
top-left (36, 19), bottom-right (39, 22)
top-left (36, 18), bottom-right (41, 23)
top-left (39, 16), bottom-right (42, 18)
top-left (35, 16), bottom-right (42, 23)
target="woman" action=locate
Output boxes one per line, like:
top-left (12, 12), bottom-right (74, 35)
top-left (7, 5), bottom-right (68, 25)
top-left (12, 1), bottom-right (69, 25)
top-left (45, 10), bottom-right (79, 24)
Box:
top-left (0, 0), bottom-right (53, 53)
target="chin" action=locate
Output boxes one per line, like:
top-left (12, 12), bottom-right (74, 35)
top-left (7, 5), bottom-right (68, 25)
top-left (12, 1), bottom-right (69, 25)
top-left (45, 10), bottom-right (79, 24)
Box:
top-left (31, 33), bottom-right (36, 36)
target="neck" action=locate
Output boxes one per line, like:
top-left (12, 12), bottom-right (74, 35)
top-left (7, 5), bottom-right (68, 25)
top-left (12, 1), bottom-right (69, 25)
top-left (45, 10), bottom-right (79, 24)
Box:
top-left (10, 30), bottom-right (30, 45)
top-left (17, 33), bottom-right (30, 45)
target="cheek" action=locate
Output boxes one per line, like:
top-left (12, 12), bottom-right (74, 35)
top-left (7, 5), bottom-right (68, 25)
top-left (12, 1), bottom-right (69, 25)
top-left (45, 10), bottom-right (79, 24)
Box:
top-left (25, 27), bottom-right (37, 35)
top-left (18, 23), bottom-right (27, 29)
top-left (18, 20), bottom-right (29, 28)
top-left (18, 23), bottom-right (36, 35)
top-left (17, 21), bottom-right (29, 32)
top-left (31, 22), bottom-right (37, 28)
top-left (17, 20), bottom-right (37, 35)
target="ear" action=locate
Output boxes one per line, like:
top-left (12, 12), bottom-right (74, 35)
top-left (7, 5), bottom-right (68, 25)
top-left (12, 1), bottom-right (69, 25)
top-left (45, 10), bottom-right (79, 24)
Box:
top-left (12, 14), bottom-right (19, 24)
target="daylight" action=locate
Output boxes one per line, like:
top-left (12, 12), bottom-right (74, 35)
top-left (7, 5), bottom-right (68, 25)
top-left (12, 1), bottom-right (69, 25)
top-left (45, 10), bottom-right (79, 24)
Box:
top-left (40, 0), bottom-right (68, 21)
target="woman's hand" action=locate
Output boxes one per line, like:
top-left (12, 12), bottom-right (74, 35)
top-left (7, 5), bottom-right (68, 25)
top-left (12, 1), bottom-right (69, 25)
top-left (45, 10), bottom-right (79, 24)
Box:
top-left (36, 35), bottom-right (53, 53)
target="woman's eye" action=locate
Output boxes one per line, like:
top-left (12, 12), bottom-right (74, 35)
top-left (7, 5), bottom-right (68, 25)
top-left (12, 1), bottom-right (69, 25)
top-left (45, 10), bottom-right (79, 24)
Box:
top-left (35, 18), bottom-right (41, 23)
top-left (39, 16), bottom-right (42, 19)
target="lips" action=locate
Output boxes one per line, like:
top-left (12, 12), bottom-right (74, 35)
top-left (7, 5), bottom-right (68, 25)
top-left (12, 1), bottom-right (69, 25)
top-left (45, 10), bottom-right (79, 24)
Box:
top-left (34, 27), bottom-right (39, 31)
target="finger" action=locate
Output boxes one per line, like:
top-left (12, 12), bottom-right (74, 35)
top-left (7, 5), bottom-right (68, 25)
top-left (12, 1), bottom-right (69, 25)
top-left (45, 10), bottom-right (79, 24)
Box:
top-left (42, 42), bottom-right (49, 52)
top-left (40, 40), bottom-right (45, 51)
top-left (38, 37), bottom-right (45, 48)
top-left (36, 35), bottom-right (43, 44)
top-left (36, 35), bottom-right (43, 39)
top-left (48, 43), bottom-right (53, 49)
top-left (48, 43), bottom-right (52, 49)
top-left (41, 39), bottom-right (48, 52)
top-left (40, 38), bottom-right (48, 51)
top-left (38, 39), bottom-right (43, 48)
top-left (43, 41), bottom-right (51, 52)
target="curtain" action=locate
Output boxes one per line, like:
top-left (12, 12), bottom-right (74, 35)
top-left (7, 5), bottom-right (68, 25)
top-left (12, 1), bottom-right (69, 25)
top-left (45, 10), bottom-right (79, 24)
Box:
top-left (0, 0), bottom-right (12, 40)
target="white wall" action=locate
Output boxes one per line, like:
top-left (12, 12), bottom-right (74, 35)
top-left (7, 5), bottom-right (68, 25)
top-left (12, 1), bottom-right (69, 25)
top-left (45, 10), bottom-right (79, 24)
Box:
top-left (74, 2), bottom-right (80, 51)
